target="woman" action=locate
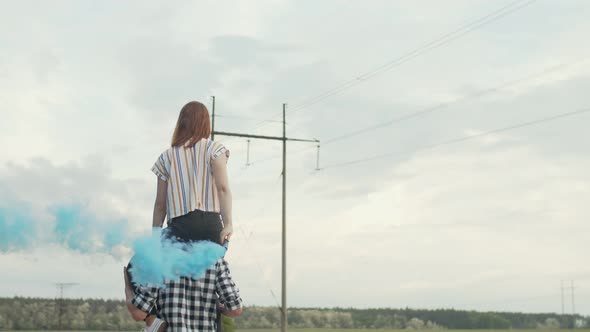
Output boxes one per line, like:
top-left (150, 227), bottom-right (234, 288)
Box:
top-left (124, 101), bottom-right (241, 331)
top-left (152, 100), bottom-right (233, 244)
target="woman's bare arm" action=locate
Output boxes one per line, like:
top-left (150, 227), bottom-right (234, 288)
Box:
top-left (211, 153), bottom-right (233, 243)
top-left (152, 177), bottom-right (167, 227)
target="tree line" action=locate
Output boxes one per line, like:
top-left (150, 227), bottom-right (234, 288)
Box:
top-left (237, 306), bottom-right (588, 329)
top-left (0, 297), bottom-right (587, 330)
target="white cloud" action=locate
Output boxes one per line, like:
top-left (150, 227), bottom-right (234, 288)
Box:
top-left (1, 0), bottom-right (590, 315)
top-left (278, 137), bottom-right (590, 311)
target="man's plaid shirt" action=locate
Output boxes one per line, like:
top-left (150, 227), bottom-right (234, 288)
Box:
top-left (132, 258), bottom-right (242, 332)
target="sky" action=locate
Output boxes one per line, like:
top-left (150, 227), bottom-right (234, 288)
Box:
top-left (1, 0), bottom-right (590, 315)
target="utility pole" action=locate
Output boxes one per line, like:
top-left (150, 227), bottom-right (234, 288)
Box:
top-left (211, 98), bottom-right (319, 332)
top-left (211, 96), bottom-right (216, 141)
top-left (281, 103), bottom-right (287, 332)
top-left (571, 280), bottom-right (576, 329)
top-left (246, 139), bottom-right (251, 166)
top-left (55, 282), bottom-right (78, 330)
top-left (561, 280), bottom-right (565, 316)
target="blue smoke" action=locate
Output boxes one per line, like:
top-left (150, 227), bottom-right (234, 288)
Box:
top-left (0, 206), bottom-right (39, 252)
top-left (0, 203), bottom-right (225, 284)
top-left (0, 203), bottom-right (131, 255)
top-left (52, 205), bottom-right (131, 254)
top-left (129, 228), bottom-right (226, 286)
top-left (53, 205), bottom-right (95, 253)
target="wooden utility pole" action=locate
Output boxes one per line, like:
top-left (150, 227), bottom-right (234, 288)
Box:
top-left (571, 280), bottom-right (576, 329)
top-left (211, 98), bottom-right (319, 332)
top-left (211, 96), bottom-right (216, 140)
top-left (281, 103), bottom-right (287, 332)
top-left (561, 280), bottom-right (565, 316)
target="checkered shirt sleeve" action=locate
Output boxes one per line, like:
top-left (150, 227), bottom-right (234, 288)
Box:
top-left (131, 283), bottom-right (159, 313)
top-left (216, 259), bottom-right (243, 311)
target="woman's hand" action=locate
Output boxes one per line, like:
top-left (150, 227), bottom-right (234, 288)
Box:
top-left (220, 224), bottom-right (233, 243)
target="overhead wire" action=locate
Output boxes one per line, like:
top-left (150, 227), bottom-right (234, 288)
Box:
top-left (233, 56), bottom-right (590, 168)
top-left (234, 0), bottom-right (538, 137)
top-left (319, 56), bottom-right (590, 146)
top-left (230, 171), bottom-right (283, 308)
top-left (319, 107), bottom-right (590, 170)
top-left (237, 223), bottom-right (282, 309)
top-left (215, 114), bottom-right (284, 123)
top-left (287, 0), bottom-right (538, 114)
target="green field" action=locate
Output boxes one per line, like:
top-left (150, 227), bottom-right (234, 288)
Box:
top-left (6, 330), bottom-right (590, 332)
top-left (239, 330), bottom-right (589, 332)
top-left (11, 330), bottom-right (587, 332)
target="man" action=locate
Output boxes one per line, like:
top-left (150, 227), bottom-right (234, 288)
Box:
top-left (125, 257), bottom-right (243, 332)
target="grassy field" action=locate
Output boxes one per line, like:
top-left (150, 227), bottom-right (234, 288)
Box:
top-left (238, 330), bottom-right (590, 332)
top-left (7, 330), bottom-right (590, 332)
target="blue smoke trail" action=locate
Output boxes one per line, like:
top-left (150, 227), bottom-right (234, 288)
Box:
top-left (0, 206), bottom-right (39, 252)
top-left (0, 203), bottom-right (225, 284)
top-left (53, 205), bottom-right (96, 253)
top-left (129, 228), bottom-right (226, 286)
top-left (52, 205), bottom-right (131, 254)
top-left (0, 203), bottom-right (132, 255)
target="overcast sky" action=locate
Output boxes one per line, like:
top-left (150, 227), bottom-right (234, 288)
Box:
top-left (1, 0), bottom-right (590, 315)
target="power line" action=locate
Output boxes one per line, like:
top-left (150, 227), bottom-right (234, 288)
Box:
top-left (287, 123), bottom-right (318, 142)
top-left (225, 120), bottom-right (320, 170)
top-left (287, 0), bottom-right (537, 114)
top-left (234, 56), bottom-right (589, 170)
top-left (231, 168), bottom-right (318, 310)
top-left (229, 87), bottom-right (589, 181)
top-left (215, 114), bottom-right (284, 123)
top-left (222, 171), bottom-right (283, 308)
top-left (243, 0), bottom-right (537, 136)
top-left (251, 77), bottom-right (589, 169)
top-left (319, 107), bottom-right (590, 170)
top-left (238, 144), bottom-right (317, 169)
top-left (243, 56), bottom-right (588, 169)
top-left (237, 223), bottom-right (282, 310)
top-left (319, 57), bottom-right (589, 145)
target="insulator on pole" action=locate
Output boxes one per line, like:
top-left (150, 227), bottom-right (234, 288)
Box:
top-left (246, 139), bottom-right (251, 166)
top-left (315, 144), bottom-right (321, 171)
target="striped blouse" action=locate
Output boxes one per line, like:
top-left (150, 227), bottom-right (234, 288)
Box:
top-left (151, 138), bottom-right (229, 219)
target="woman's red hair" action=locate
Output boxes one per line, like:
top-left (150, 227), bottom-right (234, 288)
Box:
top-left (171, 101), bottom-right (211, 147)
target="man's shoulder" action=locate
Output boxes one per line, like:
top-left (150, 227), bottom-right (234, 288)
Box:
top-left (215, 257), bottom-right (228, 269)
top-left (214, 258), bottom-right (235, 276)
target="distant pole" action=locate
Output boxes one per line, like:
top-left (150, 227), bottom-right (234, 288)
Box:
top-left (211, 96), bottom-right (216, 140)
top-left (561, 280), bottom-right (565, 316)
top-left (55, 283), bottom-right (78, 330)
top-left (281, 103), bottom-right (287, 332)
top-left (571, 280), bottom-right (576, 329)
top-left (246, 139), bottom-right (251, 166)
top-left (57, 285), bottom-right (64, 330)
top-left (316, 144), bottom-right (321, 170)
